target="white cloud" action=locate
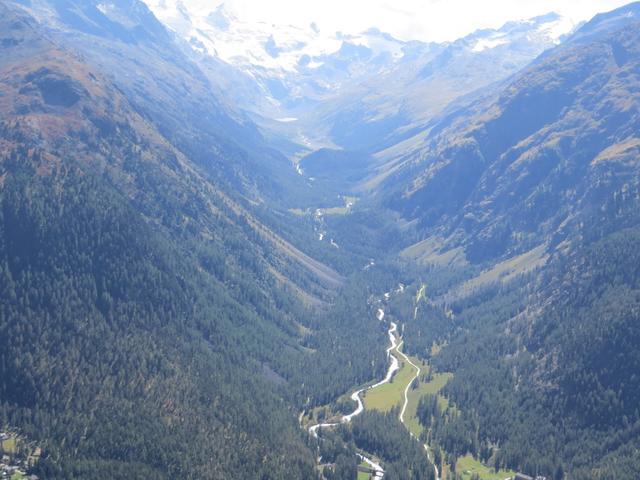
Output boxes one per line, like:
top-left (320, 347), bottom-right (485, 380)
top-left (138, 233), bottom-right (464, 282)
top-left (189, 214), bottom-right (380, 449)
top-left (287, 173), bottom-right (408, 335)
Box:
top-left (179, 0), bottom-right (634, 42)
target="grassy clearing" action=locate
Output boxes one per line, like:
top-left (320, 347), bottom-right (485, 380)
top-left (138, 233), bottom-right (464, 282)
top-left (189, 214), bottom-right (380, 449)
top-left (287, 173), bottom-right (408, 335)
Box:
top-left (289, 196), bottom-right (358, 217)
top-left (458, 244), bottom-right (548, 293)
top-left (431, 342), bottom-right (444, 357)
top-left (288, 208), bottom-right (308, 216)
top-left (322, 205), bottom-right (349, 215)
top-left (593, 136), bottom-right (640, 164)
top-left (1, 435), bottom-right (17, 454)
top-left (362, 342), bottom-right (454, 439)
top-left (320, 196), bottom-right (358, 216)
top-left (296, 322), bottom-right (313, 337)
top-left (304, 404), bottom-right (342, 428)
top-left (363, 347), bottom-right (418, 412)
top-left (357, 462), bottom-right (373, 480)
top-left (456, 455), bottom-right (516, 480)
top-left (400, 236), bottom-right (468, 267)
top-left (404, 365), bottom-right (453, 437)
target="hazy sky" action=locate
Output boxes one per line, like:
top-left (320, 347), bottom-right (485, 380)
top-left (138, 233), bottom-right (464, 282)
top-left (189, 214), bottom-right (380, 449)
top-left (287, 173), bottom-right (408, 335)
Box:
top-left (182, 0), bottom-right (634, 42)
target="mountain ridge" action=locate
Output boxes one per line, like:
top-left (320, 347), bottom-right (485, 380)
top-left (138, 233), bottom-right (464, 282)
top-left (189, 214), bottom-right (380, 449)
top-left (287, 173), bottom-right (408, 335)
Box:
top-left (144, 1), bottom-right (578, 156)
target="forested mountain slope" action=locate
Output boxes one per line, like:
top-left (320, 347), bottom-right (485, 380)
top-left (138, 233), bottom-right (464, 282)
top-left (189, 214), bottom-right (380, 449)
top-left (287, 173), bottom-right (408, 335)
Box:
top-left (0, 2), bottom-right (375, 478)
top-left (402, 224), bottom-right (640, 478)
top-left (378, 4), bottom-right (640, 478)
top-left (7, 0), bottom-right (319, 207)
top-left (379, 2), bottom-right (640, 265)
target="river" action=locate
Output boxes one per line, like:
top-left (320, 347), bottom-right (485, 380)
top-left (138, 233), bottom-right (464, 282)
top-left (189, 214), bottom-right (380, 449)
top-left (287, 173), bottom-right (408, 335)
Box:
top-left (308, 318), bottom-right (399, 478)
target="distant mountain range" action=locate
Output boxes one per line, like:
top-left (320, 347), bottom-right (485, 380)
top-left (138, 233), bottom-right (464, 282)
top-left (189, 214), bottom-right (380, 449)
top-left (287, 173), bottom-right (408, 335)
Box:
top-left (144, 1), bottom-right (579, 153)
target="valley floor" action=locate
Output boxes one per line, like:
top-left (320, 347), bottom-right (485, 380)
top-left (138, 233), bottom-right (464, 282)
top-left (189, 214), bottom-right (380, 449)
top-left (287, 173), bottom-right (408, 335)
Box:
top-left (305, 289), bottom-right (521, 480)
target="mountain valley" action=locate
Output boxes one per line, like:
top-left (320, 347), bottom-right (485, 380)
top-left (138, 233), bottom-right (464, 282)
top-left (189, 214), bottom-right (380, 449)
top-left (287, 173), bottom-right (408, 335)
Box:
top-left (0, 1), bottom-right (639, 479)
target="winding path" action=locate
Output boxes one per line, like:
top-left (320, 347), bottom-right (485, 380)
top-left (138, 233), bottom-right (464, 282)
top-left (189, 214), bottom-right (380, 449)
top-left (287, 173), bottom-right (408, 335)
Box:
top-left (395, 344), bottom-right (420, 424)
top-left (308, 319), bottom-right (399, 478)
top-left (394, 340), bottom-right (441, 480)
top-left (396, 342), bottom-right (440, 480)
top-left (307, 308), bottom-right (440, 480)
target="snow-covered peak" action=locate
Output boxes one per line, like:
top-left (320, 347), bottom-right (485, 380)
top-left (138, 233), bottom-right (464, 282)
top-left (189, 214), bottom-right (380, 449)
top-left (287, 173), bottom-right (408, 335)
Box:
top-left (145, 1), bottom-right (331, 71)
top-left (536, 15), bottom-right (577, 44)
top-left (143, 1), bottom-right (408, 72)
top-left (141, 2), bottom-right (579, 153)
top-left (205, 3), bottom-right (235, 31)
top-left (466, 12), bottom-right (576, 53)
top-left (471, 36), bottom-right (509, 53)
top-left (144, 1), bottom-right (576, 76)
top-left (341, 29), bottom-right (406, 60)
